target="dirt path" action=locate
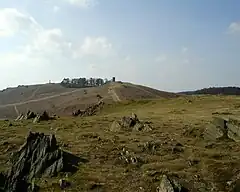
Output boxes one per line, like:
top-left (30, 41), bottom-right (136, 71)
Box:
top-left (28, 86), bottom-right (41, 100)
top-left (108, 88), bottom-right (121, 102)
top-left (0, 89), bottom-right (82, 109)
top-left (14, 105), bottom-right (19, 116)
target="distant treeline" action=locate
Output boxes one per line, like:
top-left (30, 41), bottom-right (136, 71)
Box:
top-left (181, 87), bottom-right (240, 95)
top-left (60, 77), bottom-right (114, 88)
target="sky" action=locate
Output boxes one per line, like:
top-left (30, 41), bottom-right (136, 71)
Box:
top-left (0, 0), bottom-right (240, 92)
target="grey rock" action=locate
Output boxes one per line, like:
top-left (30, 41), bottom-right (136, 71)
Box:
top-left (157, 175), bottom-right (174, 192)
top-left (204, 116), bottom-right (240, 142)
top-left (25, 111), bottom-right (37, 120)
top-left (4, 132), bottom-right (81, 192)
top-left (204, 123), bottom-right (225, 141)
top-left (110, 113), bottom-right (152, 132)
top-left (212, 116), bottom-right (228, 129)
top-left (227, 118), bottom-right (240, 142)
top-left (156, 175), bottom-right (188, 192)
top-left (15, 114), bottom-right (24, 121)
top-left (33, 111), bottom-right (54, 123)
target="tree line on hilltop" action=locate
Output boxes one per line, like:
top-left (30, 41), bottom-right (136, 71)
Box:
top-left (60, 77), bottom-right (115, 88)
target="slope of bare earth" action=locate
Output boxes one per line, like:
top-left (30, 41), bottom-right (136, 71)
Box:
top-left (1, 95), bottom-right (240, 191)
top-left (0, 82), bottom-right (178, 119)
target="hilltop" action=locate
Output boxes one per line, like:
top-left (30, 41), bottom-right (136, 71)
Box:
top-left (0, 82), bottom-right (177, 119)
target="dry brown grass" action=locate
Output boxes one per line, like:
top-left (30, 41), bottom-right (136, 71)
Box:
top-left (0, 82), bottom-right (178, 119)
top-left (1, 95), bottom-right (240, 191)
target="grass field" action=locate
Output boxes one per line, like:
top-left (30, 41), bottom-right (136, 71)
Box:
top-left (1, 95), bottom-right (240, 191)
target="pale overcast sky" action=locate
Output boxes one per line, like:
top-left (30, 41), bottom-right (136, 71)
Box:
top-left (0, 0), bottom-right (240, 92)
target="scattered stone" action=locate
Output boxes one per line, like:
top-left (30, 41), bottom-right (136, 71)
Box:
top-left (110, 113), bottom-right (152, 132)
top-left (59, 179), bottom-right (71, 190)
top-left (3, 132), bottom-right (82, 192)
top-left (171, 144), bottom-right (184, 154)
top-left (119, 148), bottom-right (143, 165)
top-left (138, 141), bottom-right (160, 154)
top-left (156, 175), bottom-right (187, 192)
top-left (72, 101), bottom-right (104, 117)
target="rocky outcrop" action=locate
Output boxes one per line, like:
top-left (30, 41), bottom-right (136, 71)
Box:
top-left (72, 101), bottom-right (104, 117)
top-left (1, 132), bottom-right (81, 192)
top-left (227, 118), bottom-right (240, 142)
top-left (15, 110), bottom-right (54, 123)
top-left (204, 117), bottom-right (228, 141)
top-left (156, 175), bottom-right (188, 192)
top-left (33, 111), bottom-right (54, 123)
top-left (204, 116), bottom-right (240, 142)
top-left (15, 111), bottom-right (37, 121)
top-left (110, 113), bottom-right (152, 132)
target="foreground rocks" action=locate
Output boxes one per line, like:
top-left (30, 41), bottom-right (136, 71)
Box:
top-left (156, 175), bottom-right (188, 192)
top-left (72, 101), bottom-right (104, 117)
top-left (204, 116), bottom-right (240, 142)
top-left (0, 132), bottom-right (81, 192)
top-left (110, 113), bottom-right (152, 132)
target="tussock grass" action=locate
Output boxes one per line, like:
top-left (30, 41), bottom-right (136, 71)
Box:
top-left (1, 95), bottom-right (240, 191)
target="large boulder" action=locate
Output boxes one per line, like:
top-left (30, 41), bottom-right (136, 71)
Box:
top-left (227, 117), bottom-right (240, 142)
top-left (2, 132), bottom-right (81, 192)
top-left (204, 116), bottom-right (240, 142)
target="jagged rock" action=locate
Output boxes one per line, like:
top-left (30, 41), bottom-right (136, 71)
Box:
top-left (157, 175), bottom-right (174, 192)
top-left (15, 114), bottom-right (26, 121)
top-left (227, 118), bottom-right (240, 142)
top-left (33, 111), bottom-right (54, 123)
top-left (72, 101), bottom-right (104, 117)
top-left (15, 114), bottom-right (24, 121)
top-left (204, 123), bottom-right (225, 141)
top-left (110, 113), bottom-right (152, 132)
top-left (204, 116), bottom-right (240, 142)
top-left (3, 132), bottom-right (81, 192)
top-left (25, 111), bottom-right (37, 120)
top-left (156, 175), bottom-right (187, 192)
